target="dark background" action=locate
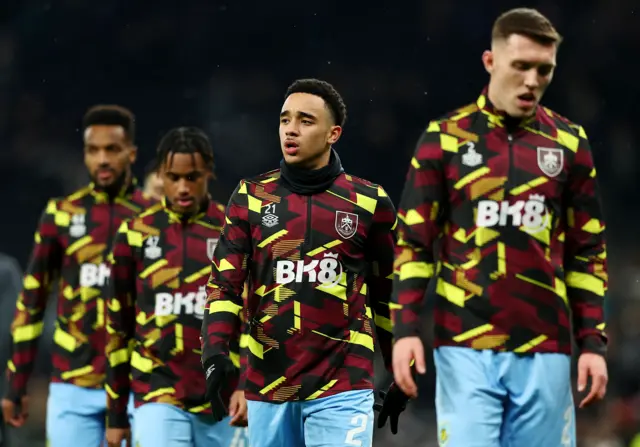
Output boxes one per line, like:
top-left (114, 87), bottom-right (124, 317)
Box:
top-left (1, 1), bottom-right (639, 445)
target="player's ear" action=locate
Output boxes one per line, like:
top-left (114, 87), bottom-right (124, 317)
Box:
top-left (482, 50), bottom-right (494, 74)
top-left (327, 125), bottom-right (342, 145)
top-left (128, 145), bottom-right (138, 164)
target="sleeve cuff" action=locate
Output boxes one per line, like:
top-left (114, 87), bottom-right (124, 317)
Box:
top-left (392, 325), bottom-right (421, 341)
top-left (578, 334), bottom-right (607, 357)
top-left (107, 410), bottom-right (131, 429)
top-left (4, 384), bottom-right (25, 402)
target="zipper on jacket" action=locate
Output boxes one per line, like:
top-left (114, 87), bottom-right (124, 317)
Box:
top-left (106, 200), bottom-right (115, 252)
top-left (507, 133), bottom-right (514, 190)
top-left (181, 222), bottom-right (187, 282)
top-left (303, 196), bottom-right (312, 251)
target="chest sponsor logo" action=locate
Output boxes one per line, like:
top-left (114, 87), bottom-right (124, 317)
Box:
top-left (79, 263), bottom-right (110, 287)
top-left (154, 286), bottom-right (207, 319)
top-left (476, 194), bottom-right (548, 234)
top-left (275, 253), bottom-right (343, 287)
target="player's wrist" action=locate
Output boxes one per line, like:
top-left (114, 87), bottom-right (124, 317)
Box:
top-left (392, 329), bottom-right (421, 342)
top-left (578, 334), bottom-right (607, 357)
top-left (4, 384), bottom-right (25, 402)
top-left (107, 411), bottom-right (130, 429)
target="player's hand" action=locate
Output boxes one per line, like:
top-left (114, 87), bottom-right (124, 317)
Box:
top-left (106, 427), bottom-right (131, 447)
top-left (228, 390), bottom-right (248, 427)
top-left (392, 336), bottom-right (426, 399)
top-left (577, 352), bottom-right (608, 408)
top-left (1, 395), bottom-right (29, 427)
top-left (373, 382), bottom-right (410, 435)
top-left (203, 354), bottom-right (235, 422)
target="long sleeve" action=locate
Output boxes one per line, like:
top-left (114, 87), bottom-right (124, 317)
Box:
top-left (105, 222), bottom-right (137, 428)
top-left (391, 122), bottom-right (447, 340)
top-left (201, 181), bottom-right (252, 365)
top-left (564, 126), bottom-right (608, 356)
top-left (232, 282), bottom-right (251, 391)
top-left (365, 188), bottom-right (397, 369)
top-left (5, 199), bottom-right (62, 400)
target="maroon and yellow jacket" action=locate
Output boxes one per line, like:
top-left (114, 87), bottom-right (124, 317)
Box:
top-left (5, 182), bottom-right (153, 400)
top-left (391, 90), bottom-right (608, 356)
top-left (105, 198), bottom-right (243, 428)
top-left (202, 169), bottom-right (396, 402)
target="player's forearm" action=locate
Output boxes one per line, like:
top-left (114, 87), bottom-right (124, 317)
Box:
top-left (202, 287), bottom-right (243, 362)
top-left (5, 292), bottom-right (48, 398)
top-left (391, 243), bottom-right (435, 339)
top-left (106, 390), bottom-right (131, 428)
top-left (236, 335), bottom-right (249, 391)
top-left (566, 248), bottom-right (608, 355)
top-left (105, 328), bottom-right (133, 428)
top-left (369, 279), bottom-right (394, 369)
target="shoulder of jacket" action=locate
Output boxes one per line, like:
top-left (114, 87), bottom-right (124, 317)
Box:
top-left (428, 101), bottom-right (482, 128)
top-left (539, 106), bottom-right (587, 139)
top-left (243, 168), bottom-right (281, 187)
top-left (61, 184), bottom-right (93, 205)
top-left (131, 188), bottom-right (157, 205)
top-left (136, 202), bottom-right (164, 220)
top-left (208, 200), bottom-right (227, 219)
top-left (337, 173), bottom-right (392, 205)
top-left (54, 186), bottom-right (93, 214)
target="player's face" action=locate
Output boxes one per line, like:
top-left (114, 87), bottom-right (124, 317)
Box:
top-left (84, 125), bottom-right (136, 189)
top-left (160, 152), bottom-right (211, 215)
top-left (483, 34), bottom-right (557, 118)
top-left (144, 172), bottom-right (164, 200)
top-left (279, 93), bottom-right (342, 169)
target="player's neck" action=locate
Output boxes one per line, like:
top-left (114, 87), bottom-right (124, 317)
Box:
top-left (280, 149), bottom-right (343, 195)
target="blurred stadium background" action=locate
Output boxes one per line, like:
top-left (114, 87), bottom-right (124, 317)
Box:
top-left (1, 1), bottom-right (638, 446)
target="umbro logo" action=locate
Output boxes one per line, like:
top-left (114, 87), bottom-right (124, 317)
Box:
top-left (262, 203), bottom-right (279, 228)
top-left (262, 214), bottom-right (278, 228)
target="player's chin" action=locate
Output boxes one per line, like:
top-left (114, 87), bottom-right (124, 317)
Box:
top-left (94, 178), bottom-right (115, 188)
top-left (282, 151), bottom-right (305, 165)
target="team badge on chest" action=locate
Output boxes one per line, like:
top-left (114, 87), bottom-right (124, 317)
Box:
top-left (537, 147), bottom-right (564, 177)
top-left (206, 238), bottom-right (218, 261)
top-left (335, 211), bottom-right (358, 239)
top-left (69, 214), bottom-right (86, 238)
top-left (144, 236), bottom-right (162, 260)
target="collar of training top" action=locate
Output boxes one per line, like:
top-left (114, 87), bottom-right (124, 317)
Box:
top-left (476, 87), bottom-right (543, 131)
top-left (89, 177), bottom-right (138, 202)
top-left (161, 195), bottom-right (211, 224)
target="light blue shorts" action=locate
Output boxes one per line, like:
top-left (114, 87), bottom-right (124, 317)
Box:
top-left (434, 347), bottom-right (575, 447)
top-left (46, 382), bottom-right (134, 447)
top-left (246, 389), bottom-right (373, 447)
top-left (133, 402), bottom-right (249, 447)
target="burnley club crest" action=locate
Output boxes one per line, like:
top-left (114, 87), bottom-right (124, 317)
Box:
top-left (206, 238), bottom-right (219, 261)
top-left (537, 147), bottom-right (564, 177)
top-left (335, 211), bottom-right (358, 239)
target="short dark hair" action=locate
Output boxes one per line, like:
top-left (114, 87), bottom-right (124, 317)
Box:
top-left (492, 8), bottom-right (562, 46)
top-left (285, 78), bottom-right (347, 127)
top-left (82, 104), bottom-right (136, 142)
top-left (156, 127), bottom-right (215, 172)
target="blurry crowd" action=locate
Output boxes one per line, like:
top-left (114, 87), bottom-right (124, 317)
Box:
top-left (1, 0), bottom-right (639, 445)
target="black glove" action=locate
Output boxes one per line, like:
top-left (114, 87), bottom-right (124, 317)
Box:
top-left (373, 382), bottom-right (409, 435)
top-left (203, 355), bottom-right (235, 422)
